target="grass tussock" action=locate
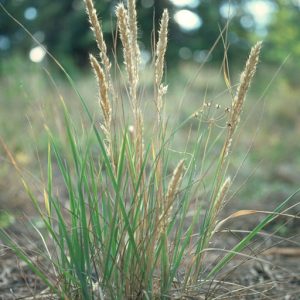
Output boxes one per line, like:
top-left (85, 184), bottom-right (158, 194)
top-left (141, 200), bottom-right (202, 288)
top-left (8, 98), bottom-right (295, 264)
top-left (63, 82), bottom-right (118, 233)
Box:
top-left (2, 0), bottom-right (299, 299)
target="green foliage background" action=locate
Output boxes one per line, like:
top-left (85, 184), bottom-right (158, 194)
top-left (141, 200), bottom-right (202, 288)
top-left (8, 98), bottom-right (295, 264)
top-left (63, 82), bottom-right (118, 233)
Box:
top-left (0, 1), bottom-right (250, 66)
top-left (0, 0), bottom-right (300, 78)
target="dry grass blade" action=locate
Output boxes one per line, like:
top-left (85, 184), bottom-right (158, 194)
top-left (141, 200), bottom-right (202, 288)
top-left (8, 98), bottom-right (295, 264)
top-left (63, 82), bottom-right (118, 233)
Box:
top-left (216, 208), bottom-right (300, 234)
top-left (263, 247), bottom-right (300, 257)
top-left (213, 210), bottom-right (259, 234)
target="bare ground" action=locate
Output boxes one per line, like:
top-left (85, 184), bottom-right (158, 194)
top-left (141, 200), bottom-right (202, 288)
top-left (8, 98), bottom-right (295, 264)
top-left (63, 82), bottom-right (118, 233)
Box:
top-left (1, 187), bottom-right (300, 299)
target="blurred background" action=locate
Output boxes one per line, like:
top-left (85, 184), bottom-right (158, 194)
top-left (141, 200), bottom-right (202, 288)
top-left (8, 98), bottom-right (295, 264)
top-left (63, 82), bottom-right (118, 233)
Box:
top-left (0, 0), bottom-right (300, 226)
top-left (1, 0), bottom-right (300, 76)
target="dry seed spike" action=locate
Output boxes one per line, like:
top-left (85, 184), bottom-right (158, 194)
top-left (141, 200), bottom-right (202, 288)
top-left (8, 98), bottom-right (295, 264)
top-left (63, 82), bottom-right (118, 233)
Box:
top-left (155, 9), bottom-right (169, 86)
top-left (155, 9), bottom-right (169, 114)
top-left (224, 41), bottom-right (262, 157)
top-left (84, 0), bottom-right (111, 75)
top-left (116, 3), bottom-right (139, 110)
top-left (89, 54), bottom-right (111, 130)
top-left (127, 0), bottom-right (141, 70)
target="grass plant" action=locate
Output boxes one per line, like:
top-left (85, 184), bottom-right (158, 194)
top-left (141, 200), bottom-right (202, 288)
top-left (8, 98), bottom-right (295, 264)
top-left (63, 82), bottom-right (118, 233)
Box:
top-left (1, 0), bottom-right (300, 299)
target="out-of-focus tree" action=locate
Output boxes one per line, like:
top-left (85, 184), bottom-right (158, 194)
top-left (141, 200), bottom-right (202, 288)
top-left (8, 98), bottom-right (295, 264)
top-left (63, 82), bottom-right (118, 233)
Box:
top-left (264, 0), bottom-right (300, 84)
top-left (167, 0), bottom-right (252, 65)
top-left (0, 0), bottom-right (284, 69)
top-left (0, 0), bottom-right (114, 66)
top-left (266, 0), bottom-right (300, 63)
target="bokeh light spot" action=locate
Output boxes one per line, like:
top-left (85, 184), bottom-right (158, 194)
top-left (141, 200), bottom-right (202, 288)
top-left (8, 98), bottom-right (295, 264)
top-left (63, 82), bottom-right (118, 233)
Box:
top-left (179, 47), bottom-right (192, 60)
top-left (169, 0), bottom-right (200, 8)
top-left (219, 3), bottom-right (237, 18)
top-left (24, 7), bottom-right (38, 21)
top-left (29, 46), bottom-right (46, 63)
top-left (174, 10), bottom-right (202, 31)
top-left (245, 0), bottom-right (276, 26)
top-left (0, 35), bottom-right (11, 51)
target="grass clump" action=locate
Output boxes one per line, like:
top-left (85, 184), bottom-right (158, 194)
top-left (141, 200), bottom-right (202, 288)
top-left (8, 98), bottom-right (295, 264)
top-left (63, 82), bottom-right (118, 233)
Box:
top-left (2, 0), bottom-right (298, 299)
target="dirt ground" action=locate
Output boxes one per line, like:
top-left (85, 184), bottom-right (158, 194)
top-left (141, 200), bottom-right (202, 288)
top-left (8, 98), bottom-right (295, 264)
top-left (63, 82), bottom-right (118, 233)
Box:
top-left (1, 185), bottom-right (300, 299)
